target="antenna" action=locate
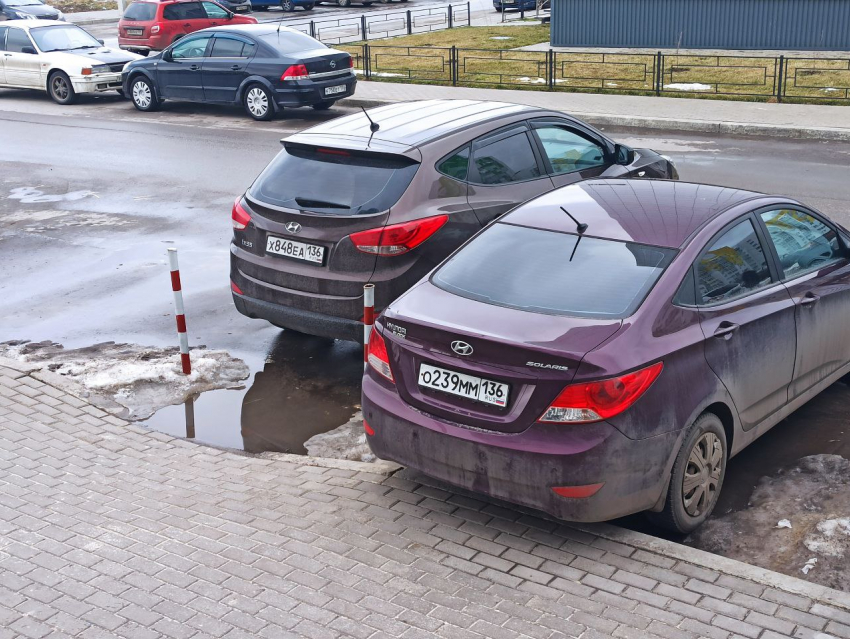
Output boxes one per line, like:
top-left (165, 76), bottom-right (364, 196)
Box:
top-left (361, 106), bottom-right (379, 148)
top-left (560, 206), bottom-right (588, 234)
top-left (277, 19), bottom-right (282, 34)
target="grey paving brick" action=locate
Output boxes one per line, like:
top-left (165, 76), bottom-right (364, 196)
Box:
top-left (727, 591), bottom-right (778, 615)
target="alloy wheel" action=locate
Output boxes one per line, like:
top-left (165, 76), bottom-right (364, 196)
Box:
top-left (51, 76), bottom-right (69, 101)
top-left (133, 81), bottom-right (152, 109)
top-left (682, 432), bottom-right (723, 517)
top-left (246, 87), bottom-right (268, 118)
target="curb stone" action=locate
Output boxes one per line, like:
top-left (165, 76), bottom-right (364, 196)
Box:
top-left (341, 96), bottom-right (850, 142)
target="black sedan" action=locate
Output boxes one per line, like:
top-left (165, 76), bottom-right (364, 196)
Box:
top-left (0, 0), bottom-right (64, 20)
top-left (121, 24), bottom-right (355, 120)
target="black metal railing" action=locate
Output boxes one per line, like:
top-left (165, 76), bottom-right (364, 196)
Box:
top-left (349, 45), bottom-right (850, 103)
top-left (261, 2), bottom-right (471, 46)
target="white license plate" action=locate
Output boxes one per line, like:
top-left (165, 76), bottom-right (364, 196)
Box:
top-left (324, 84), bottom-right (346, 96)
top-left (418, 363), bottom-right (509, 407)
top-left (126, 28), bottom-right (143, 35)
top-left (265, 235), bottom-right (324, 264)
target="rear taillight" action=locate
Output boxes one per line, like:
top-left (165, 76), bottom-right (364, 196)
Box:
top-left (367, 326), bottom-right (394, 383)
top-left (350, 215), bottom-right (448, 257)
top-left (348, 56), bottom-right (354, 68)
top-left (151, 23), bottom-right (161, 34)
top-left (232, 199), bottom-right (251, 230)
top-left (281, 64), bottom-right (309, 81)
top-left (539, 362), bottom-right (663, 424)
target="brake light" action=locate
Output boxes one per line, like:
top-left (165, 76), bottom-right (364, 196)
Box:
top-left (317, 148), bottom-right (350, 156)
top-left (151, 23), bottom-right (161, 34)
top-left (232, 199), bottom-right (251, 230)
top-left (281, 64), bottom-right (309, 81)
top-left (539, 362), bottom-right (663, 424)
top-left (350, 215), bottom-right (448, 256)
top-left (364, 420), bottom-right (375, 436)
top-left (349, 56), bottom-right (354, 68)
top-left (230, 281), bottom-right (243, 295)
top-left (551, 484), bottom-right (604, 499)
top-left (367, 326), bottom-right (394, 383)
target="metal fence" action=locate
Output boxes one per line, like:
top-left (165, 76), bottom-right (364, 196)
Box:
top-left (262, 2), bottom-right (470, 45)
top-left (344, 45), bottom-right (850, 102)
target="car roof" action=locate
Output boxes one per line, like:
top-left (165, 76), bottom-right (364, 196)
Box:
top-left (289, 100), bottom-right (551, 150)
top-left (8, 20), bottom-right (69, 31)
top-left (203, 24), bottom-right (303, 36)
top-left (502, 179), bottom-right (768, 249)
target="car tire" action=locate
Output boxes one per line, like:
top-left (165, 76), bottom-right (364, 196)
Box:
top-left (130, 75), bottom-right (160, 112)
top-left (648, 413), bottom-right (727, 534)
top-left (243, 83), bottom-right (274, 120)
top-left (280, 0), bottom-right (295, 10)
top-left (303, 1), bottom-right (314, 7)
top-left (311, 100), bottom-right (334, 110)
top-left (48, 71), bottom-right (76, 105)
top-left (337, 0), bottom-right (350, 6)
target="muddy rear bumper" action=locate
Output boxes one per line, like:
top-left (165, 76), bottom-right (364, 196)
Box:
top-left (362, 374), bottom-right (682, 523)
top-left (233, 292), bottom-right (363, 342)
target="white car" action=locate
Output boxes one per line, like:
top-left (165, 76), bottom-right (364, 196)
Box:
top-left (0, 20), bottom-right (141, 104)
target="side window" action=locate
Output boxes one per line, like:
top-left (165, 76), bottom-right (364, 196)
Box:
top-left (202, 1), bottom-right (229, 18)
top-left (696, 219), bottom-right (773, 305)
top-left (437, 146), bottom-right (469, 181)
top-left (183, 1), bottom-right (207, 17)
top-left (533, 125), bottom-right (606, 174)
top-left (760, 209), bottom-right (842, 278)
top-left (162, 4), bottom-right (184, 19)
top-left (471, 132), bottom-right (541, 185)
top-left (210, 36), bottom-right (246, 57)
top-left (6, 27), bottom-right (33, 53)
top-left (171, 34), bottom-right (211, 59)
top-left (241, 41), bottom-right (256, 57)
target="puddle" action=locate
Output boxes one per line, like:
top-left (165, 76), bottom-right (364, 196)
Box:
top-left (142, 331), bottom-right (363, 454)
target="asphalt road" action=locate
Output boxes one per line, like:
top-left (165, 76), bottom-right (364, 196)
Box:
top-left (1, 90), bottom-right (849, 523)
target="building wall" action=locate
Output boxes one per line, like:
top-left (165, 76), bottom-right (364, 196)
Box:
top-left (550, 0), bottom-right (850, 50)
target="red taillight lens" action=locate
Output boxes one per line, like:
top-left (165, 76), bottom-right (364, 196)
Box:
top-left (367, 327), bottom-right (394, 383)
top-left (551, 483), bottom-right (604, 499)
top-left (349, 56), bottom-right (354, 68)
top-left (539, 362), bottom-right (663, 424)
top-left (232, 199), bottom-right (251, 230)
top-left (281, 64), bottom-right (309, 81)
top-left (364, 420), bottom-right (375, 436)
top-left (231, 281), bottom-right (243, 295)
top-left (350, 215), bottom-right (448, 257)
top-left (151, 23), bottom-right (161, 34)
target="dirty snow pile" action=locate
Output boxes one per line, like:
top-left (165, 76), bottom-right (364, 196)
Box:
top-left (304, 411), bottom-right (375, 463)
top-left (1, 340), bottom-right (249, 421)
top-left (687, 454), bottom-right (850, 591)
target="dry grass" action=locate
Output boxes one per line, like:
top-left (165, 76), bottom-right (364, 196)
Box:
top-left (341, 25), bottom-right (850, 104)
top-left (47, 0), bottom-right (117, 12)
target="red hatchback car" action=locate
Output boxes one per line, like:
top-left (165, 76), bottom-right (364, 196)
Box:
top-left (118, 0), bottom-right (257, 55)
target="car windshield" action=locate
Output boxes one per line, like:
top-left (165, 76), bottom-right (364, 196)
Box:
top-left (257, 30), bottom-right (327, 54)
top-left (249, 144), bottom-right (419, 216)
top-left (5, 0), bottom-right (42, 6)
top-left (122, 1), bottom-right (157, 19)
top-left (432, 223), bottom-right (676, 318)
top-left (30, 25), bottom-right (102, 52)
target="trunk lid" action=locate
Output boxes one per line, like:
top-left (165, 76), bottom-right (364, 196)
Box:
top-left (382, 284), bottom-right (622, 434)
top-left (298, 48), bottom-right (351, 75)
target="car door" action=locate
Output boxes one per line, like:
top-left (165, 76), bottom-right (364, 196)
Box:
top-left (157, 33), bottom-right (211, 100)
top-left (695, 215), bottom-right (796, 431)
top-left (200, 1), bottom-right (229, 27)
top-left (465, 124), bottom-right (555, 226)
top-left (756, 207), bottom-right (850, 399)
top-left (201, 33), bottom-right (254, 102)
top-left (4, 26), bottom-right (41, 88)
top-left (0, 27), bottom-right (7, 83)
top-left (162, 1), bottom-right (208, 43)
top-left (528, 118), bottom-right (612, 188)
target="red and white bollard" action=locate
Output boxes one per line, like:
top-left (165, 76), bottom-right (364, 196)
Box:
top-left (363, 283), bottom-right (375, 363)
top-left (167, 247), bottom-right (191, 375)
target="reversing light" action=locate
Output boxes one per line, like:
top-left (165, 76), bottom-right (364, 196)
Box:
top-left (367, 327), bottom-right (394, 383)
top-left (539, 362), bottom-right (663, 424)
top-left (350, 215), bottom-right (448, 257)
top-left (232, 199), bottom-right (251, 230)
top-left (281, 64), bottom-right (309, 81)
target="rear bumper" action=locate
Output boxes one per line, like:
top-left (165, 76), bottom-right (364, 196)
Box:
top-left (274, 75), bottom-right (356, 107)
top-left (362, 373), bottom-right (682, 523)
top-left (233, 292), bottom-right (363, 342)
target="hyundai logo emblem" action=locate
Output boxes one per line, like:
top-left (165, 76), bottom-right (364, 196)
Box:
top-left (330, 60), bottom-right (336, 68)
top-left (284, 222), bottom-right (302, 234)
top-left (451, 340), bottom-right (473, 356)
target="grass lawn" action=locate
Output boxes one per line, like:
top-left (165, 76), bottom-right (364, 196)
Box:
top-left (48, 0), bottom-right (117, 11)
top-left (349, 24), bottom-right (551, 50)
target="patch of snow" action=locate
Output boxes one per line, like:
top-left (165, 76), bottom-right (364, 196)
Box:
top-left (517, 76), bottom-right (547, 84)
top-left (804, 517), bottom-right (850, 557)
top-left (776, 519), bottom-right (792, 529)
top-left (304, 411), bottom-right (375, 463)
top-left (489, 36), bottom-right (514, 40)
top-left (802, 557), bottom-right (818, 574)
top-left (353, 69), bottom-right (406, 78)
top-left (664, 82), bottom-right (713, 92)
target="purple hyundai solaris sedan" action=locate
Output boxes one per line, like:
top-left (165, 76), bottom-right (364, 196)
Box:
top-left (362, 178), bottom-right (850, 533)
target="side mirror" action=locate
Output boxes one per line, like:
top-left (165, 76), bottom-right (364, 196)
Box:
top-left (162, 48), bottom-right (172, 62)
top-left (21, 45), bottom-right (36, 54)
top-left (614, 143), bottom-right (635, 165)
top-left (227, 10), bottom-right (234, 18)
top-left (97, 38), bottom-right (104, 45)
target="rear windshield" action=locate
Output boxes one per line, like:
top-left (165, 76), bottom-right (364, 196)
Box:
top-left (249, 144), bottom-right (419, 216)
top-left (257, 30), bottom-right (326, 53)
top-left (123, 2), bottom-right (157, 20)
top-left (432, 223), bottom-right (675, 318)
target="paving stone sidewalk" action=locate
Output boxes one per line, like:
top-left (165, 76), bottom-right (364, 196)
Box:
top-left (1, 362), bottom-right (849, 639)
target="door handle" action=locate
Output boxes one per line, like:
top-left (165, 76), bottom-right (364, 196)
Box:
top-left (230, 65), bottom-right (241, 70)
top-left (189, 64), bottom-right (200, 71)
top-left (713, 322), bottom-right (739, 340)
top-left (801, 292), bottom-right (820, 307)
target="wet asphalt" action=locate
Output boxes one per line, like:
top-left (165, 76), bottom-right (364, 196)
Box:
top-left (1, 90), bottom-right (849, 528)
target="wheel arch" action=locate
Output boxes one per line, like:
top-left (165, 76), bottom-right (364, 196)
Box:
top-left (236, 75), bottom-right (275, 103)
top-left (126, 69), bottom-right (159, 99)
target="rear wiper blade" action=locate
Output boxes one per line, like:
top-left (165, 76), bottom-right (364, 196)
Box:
top-left (294, 197), bottom-right (347, 209)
